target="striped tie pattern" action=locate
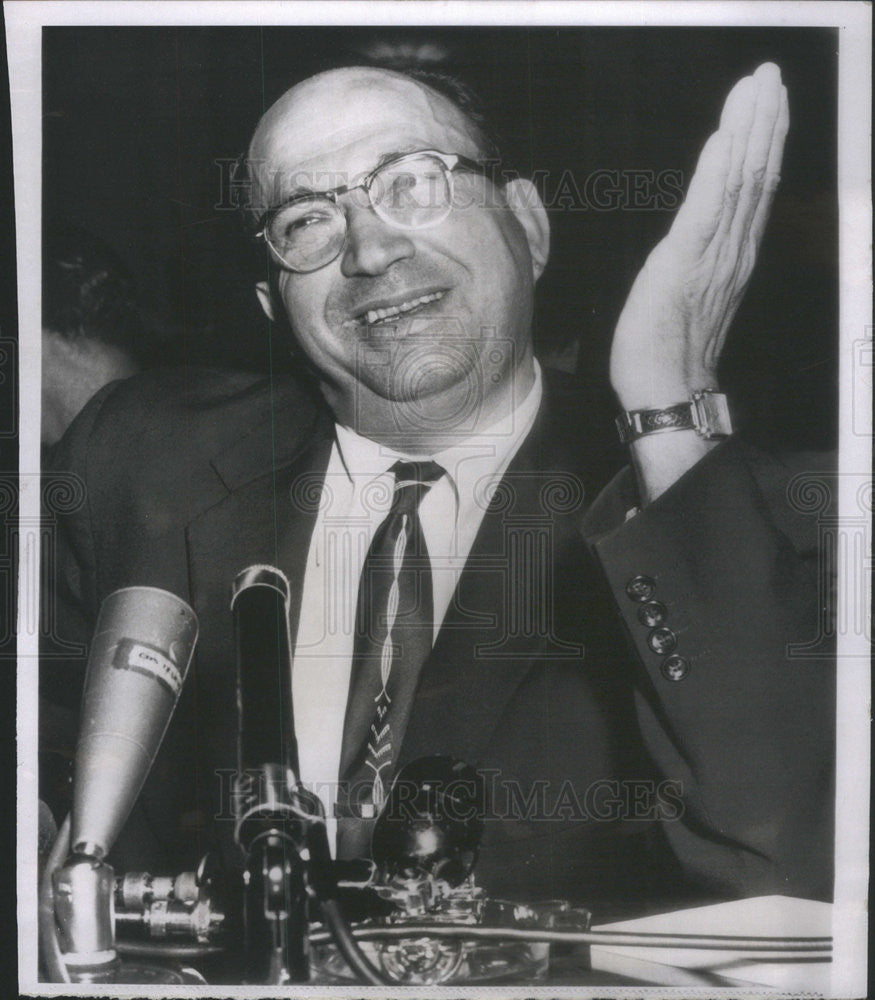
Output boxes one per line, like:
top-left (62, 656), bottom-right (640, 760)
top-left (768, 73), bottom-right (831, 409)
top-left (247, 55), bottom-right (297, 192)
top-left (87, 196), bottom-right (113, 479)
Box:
top-left (337, 460), bottom-right (443, 855)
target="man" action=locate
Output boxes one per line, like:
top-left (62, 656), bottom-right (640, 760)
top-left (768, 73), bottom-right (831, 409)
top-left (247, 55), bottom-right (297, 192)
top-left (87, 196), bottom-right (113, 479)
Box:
top-left (42, 61), bottom-right (833, 916)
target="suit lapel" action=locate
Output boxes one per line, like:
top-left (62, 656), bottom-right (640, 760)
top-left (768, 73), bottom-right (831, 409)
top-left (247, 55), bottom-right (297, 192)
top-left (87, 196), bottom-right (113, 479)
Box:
top-left (399, 390), bottom-right (589, 767)
top-left (184, 428), bottom-right (332, 777)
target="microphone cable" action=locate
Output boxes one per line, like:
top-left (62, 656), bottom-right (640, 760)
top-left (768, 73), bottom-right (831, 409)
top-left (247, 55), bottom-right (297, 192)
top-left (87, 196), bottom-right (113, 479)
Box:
top-left (304, 815), bottom-right (390, 985)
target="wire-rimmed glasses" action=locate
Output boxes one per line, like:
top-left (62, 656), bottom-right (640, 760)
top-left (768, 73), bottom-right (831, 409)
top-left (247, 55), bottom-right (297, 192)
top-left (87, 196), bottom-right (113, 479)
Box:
top-left (253, 149), bottom-right (488, 273)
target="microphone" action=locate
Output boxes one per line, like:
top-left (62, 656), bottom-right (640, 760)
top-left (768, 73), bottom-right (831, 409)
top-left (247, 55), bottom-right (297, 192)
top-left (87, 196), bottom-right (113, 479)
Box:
top-left (71, 587), bottom-right (198, 859)
top-left (230, 566), bottom-right (389, 986)
top-left (45, 587), bottom-right (198, 983)
top-left (231, 564), bottom-right (299, 839)
top-left (231, 565), bottom-right (312, 983)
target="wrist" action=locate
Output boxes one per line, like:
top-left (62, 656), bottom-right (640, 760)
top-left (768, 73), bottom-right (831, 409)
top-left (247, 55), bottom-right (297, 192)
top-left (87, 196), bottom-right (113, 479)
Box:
top-left (615, 389), bottom-right (731, 445)
top-left (629, 430), bottom-right (722, 505)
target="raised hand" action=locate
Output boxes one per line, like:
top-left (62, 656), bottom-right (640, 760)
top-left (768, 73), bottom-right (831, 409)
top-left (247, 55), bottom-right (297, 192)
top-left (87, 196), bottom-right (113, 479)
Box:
top-left (610, 62), bottom-right (789, 412)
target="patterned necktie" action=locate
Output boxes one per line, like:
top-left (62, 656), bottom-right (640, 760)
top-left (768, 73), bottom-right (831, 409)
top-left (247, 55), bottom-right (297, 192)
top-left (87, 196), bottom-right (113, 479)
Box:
top-left (337, 459), bottom-right (443, 856)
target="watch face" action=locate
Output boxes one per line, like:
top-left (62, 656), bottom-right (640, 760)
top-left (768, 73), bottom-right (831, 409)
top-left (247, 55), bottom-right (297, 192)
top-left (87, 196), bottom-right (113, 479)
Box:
top-left (693, 392), bottom-right (733, 438)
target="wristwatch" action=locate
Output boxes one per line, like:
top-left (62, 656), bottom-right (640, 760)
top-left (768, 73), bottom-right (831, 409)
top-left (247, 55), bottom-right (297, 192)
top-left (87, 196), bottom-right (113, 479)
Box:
top-left (615, 389), bottom-right (732, 444)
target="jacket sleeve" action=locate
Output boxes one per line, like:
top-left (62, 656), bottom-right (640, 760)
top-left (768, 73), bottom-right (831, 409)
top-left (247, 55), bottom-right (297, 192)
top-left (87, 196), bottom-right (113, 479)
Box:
top-left (39, 382), bottom-right (122, 825)
top-left (40, 382), bottom-right (119, 711)
top-left (582, 437), bottom-right (835, 900)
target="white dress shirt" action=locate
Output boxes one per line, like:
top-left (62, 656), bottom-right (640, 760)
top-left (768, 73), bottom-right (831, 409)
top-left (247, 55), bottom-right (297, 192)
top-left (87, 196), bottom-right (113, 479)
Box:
top-left (293, 362), bottom-right (544, 848)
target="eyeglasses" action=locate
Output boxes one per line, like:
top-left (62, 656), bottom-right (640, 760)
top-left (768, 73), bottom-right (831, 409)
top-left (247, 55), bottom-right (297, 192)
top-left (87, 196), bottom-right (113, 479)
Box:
top-left (253, 149), bottom-right (488, 273)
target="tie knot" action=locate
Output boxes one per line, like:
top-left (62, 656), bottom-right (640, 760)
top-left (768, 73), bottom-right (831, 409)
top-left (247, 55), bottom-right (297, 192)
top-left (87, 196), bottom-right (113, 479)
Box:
top-left (389, 460), bottom-right (444, 512)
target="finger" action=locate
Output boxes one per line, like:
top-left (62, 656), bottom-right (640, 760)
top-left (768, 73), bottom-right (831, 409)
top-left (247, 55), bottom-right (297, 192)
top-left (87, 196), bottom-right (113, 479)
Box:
top-left (747, 83), bottom-right (789, 249)
top-left (744, 63), bottom-right (785, 181)
top-left (669, 72), bottom-right (757, 254)
top-left (722, 74), bottom-right (759, 198)
top-left (718, 70), bottom-right (757, 132)
top-left (670, 129), bottom-right (732, 250)
top-left (692, 74), bottom-right (758, 258)
top-left (725, 63), bottom-right (785, 255)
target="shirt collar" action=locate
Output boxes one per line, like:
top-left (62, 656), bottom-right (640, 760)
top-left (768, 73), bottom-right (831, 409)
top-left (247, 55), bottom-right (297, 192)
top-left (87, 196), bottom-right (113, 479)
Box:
top-left (333, 420), bottom-right (405, 485)
top-left (333, 360), bottom-right (544, 497)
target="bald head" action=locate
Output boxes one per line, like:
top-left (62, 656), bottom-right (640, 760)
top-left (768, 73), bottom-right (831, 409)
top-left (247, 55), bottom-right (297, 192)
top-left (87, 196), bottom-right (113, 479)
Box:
top-left (247, 66), bottom-right (493, 217)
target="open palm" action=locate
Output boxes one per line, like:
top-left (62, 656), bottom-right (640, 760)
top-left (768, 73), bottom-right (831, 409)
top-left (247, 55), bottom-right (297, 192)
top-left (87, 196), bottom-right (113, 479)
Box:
top-left (610, 63), bottom-right (789, 411)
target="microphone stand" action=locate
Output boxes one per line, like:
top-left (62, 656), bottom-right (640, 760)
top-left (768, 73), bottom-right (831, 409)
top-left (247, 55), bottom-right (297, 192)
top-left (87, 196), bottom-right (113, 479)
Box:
top-left (235, 764), bottom-right (311, 984)
top-left (231, 566), bottom-right (314, 985)
top-left (231, 565), bottom-right (389, 987)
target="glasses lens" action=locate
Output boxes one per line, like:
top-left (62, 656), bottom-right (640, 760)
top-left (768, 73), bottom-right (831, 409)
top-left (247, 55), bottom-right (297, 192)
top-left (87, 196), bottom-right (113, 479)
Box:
top-left (266, 197), bottom-right (346, 271)
top-left (370, 155), bottom-right (452, 229)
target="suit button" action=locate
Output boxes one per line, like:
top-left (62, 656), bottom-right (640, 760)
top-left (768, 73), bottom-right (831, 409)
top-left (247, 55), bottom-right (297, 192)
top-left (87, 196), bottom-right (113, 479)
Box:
top-left (637, 600), bottom-right (667, 627)
top-left (661, 654), bottom-right (690, 681)
top-left (626, 575), bottom-right (656, 602)
top-left (647, 626), bottom-right (677, 655)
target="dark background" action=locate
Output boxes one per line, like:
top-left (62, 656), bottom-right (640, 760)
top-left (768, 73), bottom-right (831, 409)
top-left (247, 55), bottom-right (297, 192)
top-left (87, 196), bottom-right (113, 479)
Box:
top-left (43, 26), bottom-right (838, 448)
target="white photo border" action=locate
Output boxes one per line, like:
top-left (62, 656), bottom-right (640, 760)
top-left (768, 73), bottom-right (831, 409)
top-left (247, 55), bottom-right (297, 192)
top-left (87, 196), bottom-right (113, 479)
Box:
top-left (7, 2), bottom-right (871, 997)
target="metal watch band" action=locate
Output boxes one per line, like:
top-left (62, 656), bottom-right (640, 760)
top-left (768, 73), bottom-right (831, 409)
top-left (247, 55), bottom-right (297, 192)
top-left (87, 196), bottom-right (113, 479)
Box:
top-left (616, 390), bottom-right (732, 444)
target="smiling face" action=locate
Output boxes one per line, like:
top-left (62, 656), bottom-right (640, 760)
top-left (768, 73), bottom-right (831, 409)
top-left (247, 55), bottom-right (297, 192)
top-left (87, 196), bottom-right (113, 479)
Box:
top-left (250, 68), bottom-right (549, 445)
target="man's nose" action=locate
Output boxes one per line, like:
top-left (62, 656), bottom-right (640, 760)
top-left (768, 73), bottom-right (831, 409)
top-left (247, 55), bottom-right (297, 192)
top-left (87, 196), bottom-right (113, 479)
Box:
top-left (340, 202), bottom-right (416, 277)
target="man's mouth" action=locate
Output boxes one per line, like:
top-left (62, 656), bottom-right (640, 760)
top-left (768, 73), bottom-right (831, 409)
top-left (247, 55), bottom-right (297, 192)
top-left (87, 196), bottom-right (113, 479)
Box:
top-left (357, 290), bottom-right (446, 328)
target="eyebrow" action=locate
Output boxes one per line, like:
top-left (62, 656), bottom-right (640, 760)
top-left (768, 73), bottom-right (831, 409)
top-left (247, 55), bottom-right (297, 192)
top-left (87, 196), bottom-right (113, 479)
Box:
top-left (374, 146), bottom-right (423, 167)
top-left (274, 146), bottom-right (430, 204)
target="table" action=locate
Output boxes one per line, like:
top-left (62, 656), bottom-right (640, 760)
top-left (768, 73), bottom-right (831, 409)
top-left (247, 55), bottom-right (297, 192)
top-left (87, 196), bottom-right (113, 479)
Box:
top-left (581, 894), bottom-right (832, 989)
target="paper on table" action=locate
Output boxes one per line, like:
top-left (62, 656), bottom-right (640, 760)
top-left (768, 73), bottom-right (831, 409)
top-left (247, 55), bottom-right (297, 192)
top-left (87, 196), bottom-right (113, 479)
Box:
top-left (590, 895), bottom-right (832, 992)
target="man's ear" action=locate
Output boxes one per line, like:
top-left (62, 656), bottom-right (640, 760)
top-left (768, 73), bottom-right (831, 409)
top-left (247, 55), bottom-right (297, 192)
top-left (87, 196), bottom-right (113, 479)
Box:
top-left (503, 178), bottom-right (550, 281)
top-left (255, 280), bottom-right (276, 321)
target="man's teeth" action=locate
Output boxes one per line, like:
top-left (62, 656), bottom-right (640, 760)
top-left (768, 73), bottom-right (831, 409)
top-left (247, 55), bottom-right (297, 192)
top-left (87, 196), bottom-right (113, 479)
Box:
top-left (364, 291), bottom-right (444, 326)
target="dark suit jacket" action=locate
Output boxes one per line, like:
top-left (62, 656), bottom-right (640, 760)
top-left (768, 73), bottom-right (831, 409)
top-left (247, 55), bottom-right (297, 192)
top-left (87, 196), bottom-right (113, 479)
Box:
top-left (41, 366), bottom-right (835, 916)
